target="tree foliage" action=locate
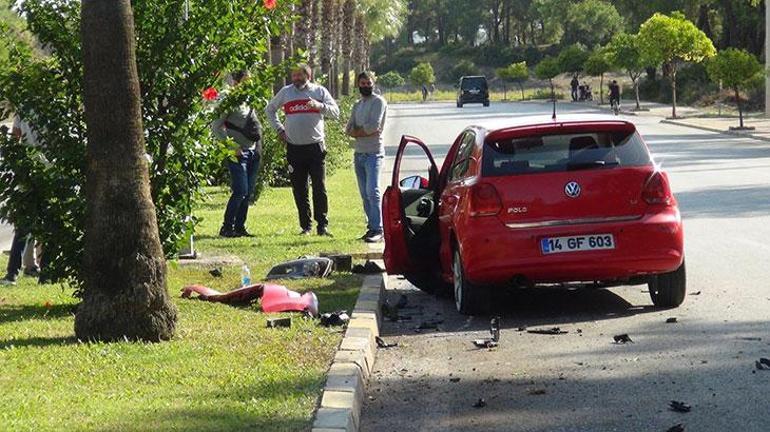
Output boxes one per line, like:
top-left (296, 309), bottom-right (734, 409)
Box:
top-left (557, 44), bottom-right (589, 76)
top-left (409, 62), bottom-right (435, 86)
top-left (706, 48), bottom-right (763, 128)
top-left (607, 32), bottom-right (647, 109)
top-left (637, 12), bottom-right (716, 117)
top-left (378, 70), bottom-right (406, 89)
top-left (563, 0), bottom-right (624, 49)
top-left (496, 61), bottom-right (528, 100)
top-left (535, 56), bottom-right (560, 81)
top-left (0, 0), bottom-right (293, 287)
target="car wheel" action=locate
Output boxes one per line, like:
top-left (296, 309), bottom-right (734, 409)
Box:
top-left (452, 250), bottom-right (488, 315)
top-left (648, 261), bottom-right (686, 308)
top-left (457, 103), bottom-right (463, 108)
top-left (483, 101), bottom-right (490, 107)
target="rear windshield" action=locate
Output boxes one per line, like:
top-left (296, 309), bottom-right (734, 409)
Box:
top-left (482, 130), bottom-right (651, 177)
top-left (461, 78), bottom-right (487, 90)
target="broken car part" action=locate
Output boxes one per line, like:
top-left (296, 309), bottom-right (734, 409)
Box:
top-left (376, 336), bottom-right (398, 349)
top-left (265, 256), bottom-right (333, 280)
top-left (319, 311), bottom-right (350, 327)
top-left (669, 401), bottom-right (692, 413)
top-left (614, 334), bottom-right (634, 344)
top-left (267, 317), bottom-right (292, 328)
top-left (527, 327), bottom-right (567, 335)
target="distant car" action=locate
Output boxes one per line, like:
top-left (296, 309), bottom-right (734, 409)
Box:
top-left (383, 114), bottom-right (685, 315)
top-left (457, 76), bottom-right (489, 108)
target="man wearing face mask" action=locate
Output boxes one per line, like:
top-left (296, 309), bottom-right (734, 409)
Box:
top-left (346, 71), bottom-right (387, 243)
top-left (266, 63), bottom-right (340, 236)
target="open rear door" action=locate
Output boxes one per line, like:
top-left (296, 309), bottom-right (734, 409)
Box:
top-left (383, 135), bottom-right (439, 275)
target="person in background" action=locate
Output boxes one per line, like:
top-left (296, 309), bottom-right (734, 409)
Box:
top-left (570, 75), bottom-right (579, 102)
top-left (346, 72), bottom-right (387, 243)
top-left (265, 63), bottom-right (339, 236)
top-left (1, 114), bottom-right (43, 285)
top-left (421, 84), bottom-right (428, 102)
top-left (212, 70), bottom-right (263, 238)
top-left (609, 80), bottom-right (621, 108)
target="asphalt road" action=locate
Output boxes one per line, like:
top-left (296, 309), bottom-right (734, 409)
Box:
top-left (362, 101), bottom-right (770, 432)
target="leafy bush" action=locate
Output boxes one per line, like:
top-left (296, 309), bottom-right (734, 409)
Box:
top-left (0, 0), bottom-right (293, 287)
top-left (409, 62), bottom-right (436, 87)
top-left (445, 59), bottom-right (480, 82)
top-left (378, 71), bottom-right (406, 89)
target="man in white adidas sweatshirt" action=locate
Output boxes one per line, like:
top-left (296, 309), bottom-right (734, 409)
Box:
top-left (266, 64), bottom-right (340, 236)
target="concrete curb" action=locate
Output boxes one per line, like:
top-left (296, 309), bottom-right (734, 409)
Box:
top-left (660, 119), bottom-right (770, 143)
top-left (311, 264), bottom-right (386, 432)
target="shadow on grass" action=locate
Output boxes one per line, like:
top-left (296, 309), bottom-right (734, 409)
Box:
top-left (0, 302), bottom-right (76, 324)
top-left (0, 335), bottom-right (78, 349)
top-left (94, 374), bottom-right (325, 432)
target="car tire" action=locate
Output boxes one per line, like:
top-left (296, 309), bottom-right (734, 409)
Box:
top-left (457, 101), bottom-right (463, 108)
top-left (404, 272), bottom-right (451, 297)
top-left (483, 101), bottom-right (490, 107)
top-left (648, 261), bottom-right (686, 308)
top-left (452, 250), bottom-right (488, 315)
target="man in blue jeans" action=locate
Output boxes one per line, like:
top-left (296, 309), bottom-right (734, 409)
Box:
top-left (346, 72), bottom-right (387, 243)
top-left (212, 70), bottom-right (262, 238)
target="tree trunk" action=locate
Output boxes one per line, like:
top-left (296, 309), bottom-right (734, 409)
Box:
top-left (309, 0), bottom-right (321, 70)
top-left (321, 0), bottom-right (335, 88)
top-left (353, 15), bottom-right (366, 72)
top-left (599, 73), bottom-right (604, 105)
top-left (77, 0), bottom-right (176, 342)
top-left (671, 69), bottom-right (678, 119)
top-left (283, 19), bottom-right (295, 86)
top-left (518, 82), bottom-right (525, 100)
top-left (633, 77), bottom-right (641, 110)
top-left (295, 0), bottom-right (312, 56)
top-left (270, 35), bottom-right (284, 94)
top-left (341, 0), bottom-right (355, 96)
top-left (735, 87), bottom-right (744, 128)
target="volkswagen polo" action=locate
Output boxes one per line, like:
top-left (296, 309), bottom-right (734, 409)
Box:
top-left (383, 114), bottom-right (685, 315)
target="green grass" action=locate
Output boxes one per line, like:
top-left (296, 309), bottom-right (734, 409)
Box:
top-left (0, 168), bottom-right (370, 432)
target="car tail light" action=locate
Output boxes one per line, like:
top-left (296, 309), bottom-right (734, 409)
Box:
top-left (470, 183), bottom-right (502, 216)
top-left (642, 171), bottom-right (673, 206)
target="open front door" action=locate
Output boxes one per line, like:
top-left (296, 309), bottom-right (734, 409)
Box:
top-left (383, 135), bottom-right (439, 275)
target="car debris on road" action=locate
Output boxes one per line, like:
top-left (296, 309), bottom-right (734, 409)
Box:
top-left (473, 316), bottom-right (501, 349)
top-left (755, 358), bottom-right (770, 370)
top-left (613, 334), bottom-right (634, 344)
top-left (376, 336), bottom-right (398, 349)
top-left (669, 401), bottom-right (692, 413)
top-left (472, 398), bottom-right (487, 408)
top-left (666, 424), bottom-right (685, 432)
top-left (527, 327), bottom-right (568, 335)
top-left (666, 317), bottom-right (678, 323)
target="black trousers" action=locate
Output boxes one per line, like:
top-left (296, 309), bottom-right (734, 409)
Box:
top-left (287, 142), bottom-right (328, 230)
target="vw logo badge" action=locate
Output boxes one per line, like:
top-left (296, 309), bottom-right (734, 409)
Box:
top-left (564, 181), bottom-right (581, 198)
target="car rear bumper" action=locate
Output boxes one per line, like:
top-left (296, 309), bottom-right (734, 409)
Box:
top-left (459, 94), bottom-right (488, 103)
top-left (458, 209), bottom-right (684, 286)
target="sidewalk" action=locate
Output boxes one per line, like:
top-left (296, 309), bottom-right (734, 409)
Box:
top-left (591, 99), bottom-right (770, 142)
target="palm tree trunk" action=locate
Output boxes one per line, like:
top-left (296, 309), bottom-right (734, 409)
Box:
top-left (320, 0), bottom-right (335, 89)
top-left (341, 0), bottom-right (356, 96)
top-left (295, 0), bottom-right (312, 56)
top-left (308, 0), bottom-right (321, 70)
top-left (77, 0), bottom-right (176, 342)
top-left (353, 14), bottom-right (366, 72)
top-left (270, 35), bottom-right (284, 94)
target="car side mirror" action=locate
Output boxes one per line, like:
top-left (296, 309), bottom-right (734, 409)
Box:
top-left (400, 175), bottom-right (428, 190)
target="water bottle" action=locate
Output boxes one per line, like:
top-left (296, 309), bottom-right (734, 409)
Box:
top-left (241, 265), bottom-right (251, 287)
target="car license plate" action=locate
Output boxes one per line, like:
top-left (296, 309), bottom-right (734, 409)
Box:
top-left (541, 234), bottom-right (615, 255)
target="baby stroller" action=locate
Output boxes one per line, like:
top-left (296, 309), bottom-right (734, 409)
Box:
top-left (578, 84), bottom-right (593, 102)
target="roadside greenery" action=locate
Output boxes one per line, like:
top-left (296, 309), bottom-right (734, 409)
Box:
top-left (606, 33), bottom-right (646, 110)
top-left (584, 48), bottom-right (614, 104)
top-left (637, 12), bottom-right (716, 118)
top-left (377, 71), bottom-right (406, 91)
top-left (706, 48), bottom-right (764, 129)
top-left (409, 62), bottom-right (436, 87)
top-left (0, 169), bottom-right (368, 431)
top-left (496, 61), bottom-right (528, 101)
top-left (0, 0), bottom-right (296, 286)
top-left (535, 56), bottom-right (561, 99)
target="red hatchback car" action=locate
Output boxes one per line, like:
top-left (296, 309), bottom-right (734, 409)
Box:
top-left (383, 114), bottom-right (685, 315)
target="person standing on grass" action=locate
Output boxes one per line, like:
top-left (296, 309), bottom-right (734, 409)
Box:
top-left (346, 72), bottom-right (387, 243)
top-left (1, 114), bottom-right (44, 285)
top-left (266, 63), bottom-right (340, 237)
top-left (212, 70), bottom-right (263, 238)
